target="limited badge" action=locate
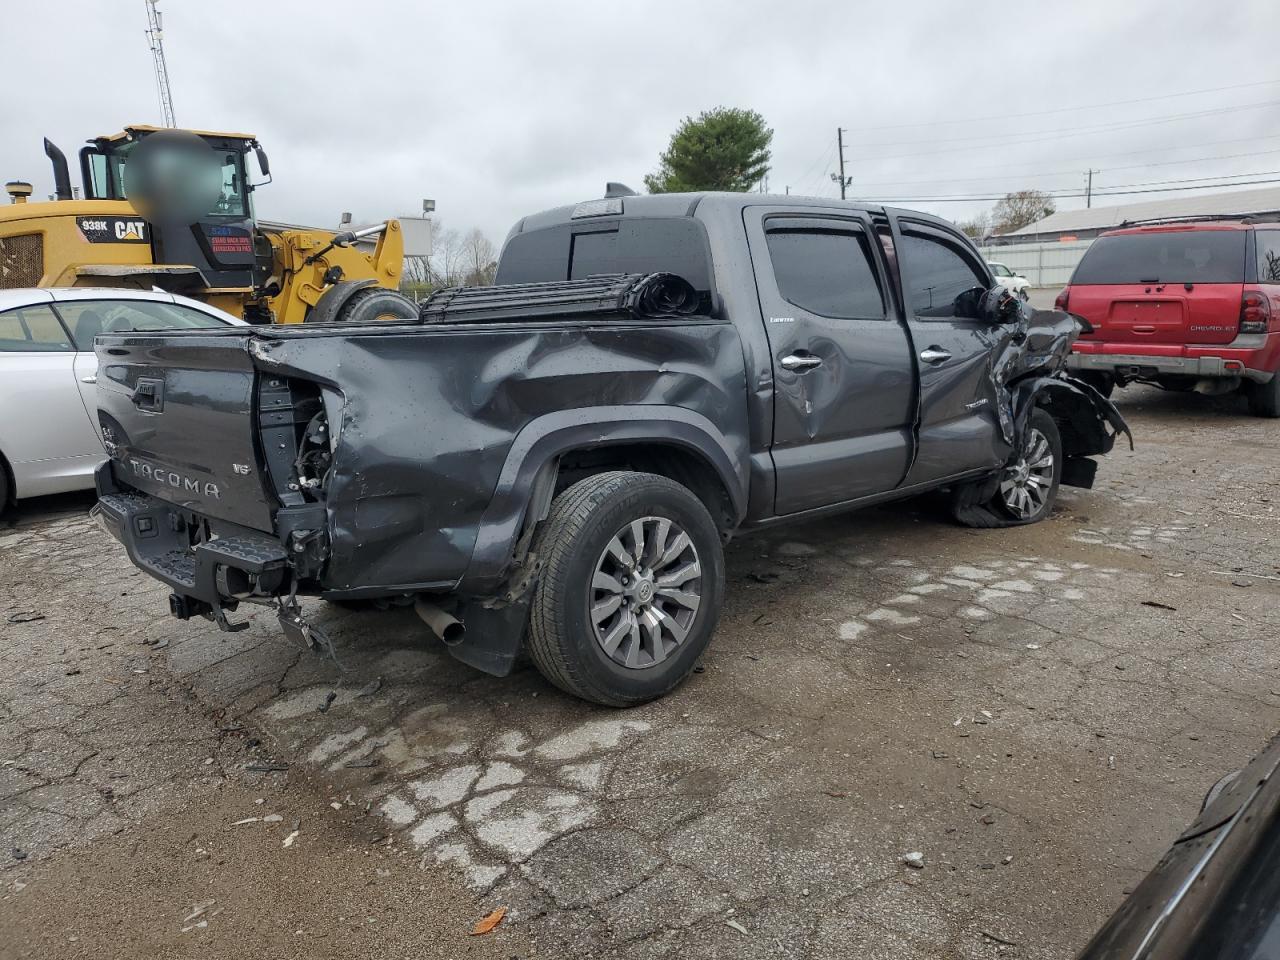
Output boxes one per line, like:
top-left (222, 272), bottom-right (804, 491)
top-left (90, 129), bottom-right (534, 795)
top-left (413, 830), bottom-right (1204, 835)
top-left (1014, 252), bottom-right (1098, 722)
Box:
top-left (77, 216), bottom-right (148, 244)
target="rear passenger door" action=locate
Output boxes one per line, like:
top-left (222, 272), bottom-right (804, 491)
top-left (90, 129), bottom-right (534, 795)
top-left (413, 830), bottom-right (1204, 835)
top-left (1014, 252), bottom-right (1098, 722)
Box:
top-left (746, 208), bottom-right (916, 514)
top-left (890, 219), bottom-right (1006, 485)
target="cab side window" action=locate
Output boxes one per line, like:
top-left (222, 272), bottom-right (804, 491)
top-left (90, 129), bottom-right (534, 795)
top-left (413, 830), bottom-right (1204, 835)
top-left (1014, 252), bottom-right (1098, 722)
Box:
top-left (900, 233), bottom-right (988, 319)
top-left (0, 305), bottom-right (74, 352)
top-left (765, 226), bottom-right (885, 319)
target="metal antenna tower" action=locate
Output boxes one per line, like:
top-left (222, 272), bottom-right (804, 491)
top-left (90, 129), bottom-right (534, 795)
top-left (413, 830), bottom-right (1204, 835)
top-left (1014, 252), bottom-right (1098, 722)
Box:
top-left (144, 0), bottom-right (177, 127)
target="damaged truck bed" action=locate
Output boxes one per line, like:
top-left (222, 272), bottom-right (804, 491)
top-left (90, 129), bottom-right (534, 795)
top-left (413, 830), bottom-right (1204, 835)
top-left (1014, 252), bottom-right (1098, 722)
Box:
top-left (92, 191), bottom-right (1130, 706)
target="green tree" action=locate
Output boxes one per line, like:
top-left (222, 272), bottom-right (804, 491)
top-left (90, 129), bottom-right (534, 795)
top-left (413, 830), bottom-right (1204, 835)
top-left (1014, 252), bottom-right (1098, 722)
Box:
top-left (644, 107), bottom-right (773, 194)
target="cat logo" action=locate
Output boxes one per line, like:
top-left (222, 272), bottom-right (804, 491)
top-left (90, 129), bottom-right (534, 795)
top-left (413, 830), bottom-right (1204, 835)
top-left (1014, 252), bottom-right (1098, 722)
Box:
top-left (76, 216), bottom-right (149, 244)
top-left (115, 220), bottom-right (146, 241)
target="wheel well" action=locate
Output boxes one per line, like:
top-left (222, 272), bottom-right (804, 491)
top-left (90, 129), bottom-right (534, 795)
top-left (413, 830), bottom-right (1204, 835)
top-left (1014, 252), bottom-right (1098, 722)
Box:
top-left (553, 442), bottom-right (736, 532)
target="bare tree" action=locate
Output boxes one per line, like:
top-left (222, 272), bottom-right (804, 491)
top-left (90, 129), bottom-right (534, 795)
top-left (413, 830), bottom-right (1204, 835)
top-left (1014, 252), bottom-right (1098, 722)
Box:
top-left (991, 191), bottom-right (1056, 235)
top-left (957, 211), bottom-right (993, 241)
top-left (461, 228), bottom-right (498, 287)
top-left (433, 224), bottom-right (466, 288)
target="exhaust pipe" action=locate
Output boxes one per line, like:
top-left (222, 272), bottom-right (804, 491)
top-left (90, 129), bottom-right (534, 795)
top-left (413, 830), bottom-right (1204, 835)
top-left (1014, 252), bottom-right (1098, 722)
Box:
top-left (43, 139), bottom-right (72, 201)
top-left (414, 597), bottom-right (465, 646)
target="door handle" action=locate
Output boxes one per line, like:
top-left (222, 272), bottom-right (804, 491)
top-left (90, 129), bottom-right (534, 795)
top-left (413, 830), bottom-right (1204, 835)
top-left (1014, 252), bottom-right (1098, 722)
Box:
top-left (919, 347), bottom-right (952, 364)
top-left (80, 375), bottom-right (98, 384)
top-left (780, 353), bottom-right (822, 371)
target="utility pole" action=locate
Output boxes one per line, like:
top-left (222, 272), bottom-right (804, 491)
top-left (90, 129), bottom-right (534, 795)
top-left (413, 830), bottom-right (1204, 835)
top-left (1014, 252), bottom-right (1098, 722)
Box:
top-left (830, 127), bottom-right (851, 200)
top-left (1085, 168), bottom-right (1098, 209)
top-left (144, 0), bottom-right (177, 128)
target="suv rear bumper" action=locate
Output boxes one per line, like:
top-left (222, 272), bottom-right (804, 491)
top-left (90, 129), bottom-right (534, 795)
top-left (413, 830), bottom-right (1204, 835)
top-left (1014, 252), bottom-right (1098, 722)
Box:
top-left (92, 461), bottom-right (291, 611)
top-left (1067, 351), bottom-right (1274, 383)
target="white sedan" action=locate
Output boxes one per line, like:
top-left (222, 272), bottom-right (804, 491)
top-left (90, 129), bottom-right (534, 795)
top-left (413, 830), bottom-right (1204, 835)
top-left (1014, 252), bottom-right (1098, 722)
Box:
top-left (988, 261), bottom-right (1031, 300)
top-left (0, 288), bottom-right (245, 515)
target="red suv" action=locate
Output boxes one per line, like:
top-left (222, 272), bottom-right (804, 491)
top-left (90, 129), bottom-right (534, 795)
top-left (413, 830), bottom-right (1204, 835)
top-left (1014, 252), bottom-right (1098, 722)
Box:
top-left (1061, 219), bottom-right (1280, 417)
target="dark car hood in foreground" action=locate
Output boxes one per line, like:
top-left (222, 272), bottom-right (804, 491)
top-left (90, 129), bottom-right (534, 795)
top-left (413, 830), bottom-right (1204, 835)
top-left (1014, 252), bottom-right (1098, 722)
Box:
top-left (1078, 732), bottom-right (1280, 960)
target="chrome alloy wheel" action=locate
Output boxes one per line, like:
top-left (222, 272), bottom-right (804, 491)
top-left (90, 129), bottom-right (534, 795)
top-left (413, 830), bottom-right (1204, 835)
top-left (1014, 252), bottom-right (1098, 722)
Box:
top-left (1000, 427), bottom-right (1054, 519)
top-left (589, 516), bottom-right (702, 669)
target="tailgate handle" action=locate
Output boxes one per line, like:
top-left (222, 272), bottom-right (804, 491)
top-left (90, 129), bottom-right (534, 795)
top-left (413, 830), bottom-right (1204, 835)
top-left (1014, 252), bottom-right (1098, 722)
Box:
top-left (1133, 325), bottom-right (1156, 334)
top-left (131, 378), bottom-right (165, 412)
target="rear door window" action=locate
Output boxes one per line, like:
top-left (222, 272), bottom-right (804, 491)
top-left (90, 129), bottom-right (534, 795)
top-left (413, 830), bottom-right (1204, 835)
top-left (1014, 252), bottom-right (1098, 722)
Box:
top-left (764, 226), bottom-right (885, 319)
top-left (1073, 231), bottom-right (1247, 284)
top-left (1256, 230), bottom-right (1280, 283)
top-left (56, 300), bottom-right (227, 349)
top-left (0, 304), bottom-right (74, 352)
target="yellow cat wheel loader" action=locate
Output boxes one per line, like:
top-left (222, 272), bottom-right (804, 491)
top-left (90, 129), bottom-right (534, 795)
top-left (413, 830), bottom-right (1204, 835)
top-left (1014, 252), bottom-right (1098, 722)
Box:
top-left (0, 125), bottom-right (418, 324)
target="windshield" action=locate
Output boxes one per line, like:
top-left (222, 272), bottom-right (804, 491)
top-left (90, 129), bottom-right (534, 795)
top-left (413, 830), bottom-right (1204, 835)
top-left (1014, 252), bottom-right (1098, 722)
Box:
top-left (106, 140), bottom-right (249, 218)
top-left (990, 263), bottom-right (1011, 276)
top-left (1073, 231), bottom-right (1247, 284)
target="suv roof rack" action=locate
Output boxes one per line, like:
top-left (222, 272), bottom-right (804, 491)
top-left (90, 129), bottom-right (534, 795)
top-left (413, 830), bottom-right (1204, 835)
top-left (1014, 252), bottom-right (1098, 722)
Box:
top-left (1114, 212), bottom-right (1271, 228)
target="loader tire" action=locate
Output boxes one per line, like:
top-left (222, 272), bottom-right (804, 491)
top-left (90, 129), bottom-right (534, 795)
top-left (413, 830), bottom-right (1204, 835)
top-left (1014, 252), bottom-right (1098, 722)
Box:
top-left (527, 471), bottom-right (724, 707)
top-left (333, 288), bottom-right (418, 324)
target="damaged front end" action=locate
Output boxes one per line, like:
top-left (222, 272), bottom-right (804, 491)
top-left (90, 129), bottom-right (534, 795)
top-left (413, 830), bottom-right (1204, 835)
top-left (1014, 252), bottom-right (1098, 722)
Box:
top-left (952, 289), bottom-right (1132, 525)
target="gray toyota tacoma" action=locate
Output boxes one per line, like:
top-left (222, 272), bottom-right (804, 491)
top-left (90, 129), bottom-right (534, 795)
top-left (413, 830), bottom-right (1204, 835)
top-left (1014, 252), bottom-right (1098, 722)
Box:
top-left (92, 191), bottom-right (1129, 706)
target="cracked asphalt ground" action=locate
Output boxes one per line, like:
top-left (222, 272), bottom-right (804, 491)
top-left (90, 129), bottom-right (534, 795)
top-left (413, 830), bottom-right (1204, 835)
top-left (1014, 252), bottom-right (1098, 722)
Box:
top-left (3, 385), bottom-right (1279, 960)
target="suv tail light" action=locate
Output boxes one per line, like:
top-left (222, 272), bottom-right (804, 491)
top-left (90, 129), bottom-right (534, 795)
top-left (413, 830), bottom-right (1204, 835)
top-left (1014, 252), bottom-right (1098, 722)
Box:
top-left (1240, 291), bottom-right (1272, 334)
top-left (1054, 287), bottom-right (1070, 311)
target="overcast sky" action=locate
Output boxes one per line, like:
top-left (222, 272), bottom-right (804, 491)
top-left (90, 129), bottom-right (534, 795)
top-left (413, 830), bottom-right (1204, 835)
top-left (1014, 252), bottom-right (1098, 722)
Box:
top-left (4, 0), bottom-right (1278, 244)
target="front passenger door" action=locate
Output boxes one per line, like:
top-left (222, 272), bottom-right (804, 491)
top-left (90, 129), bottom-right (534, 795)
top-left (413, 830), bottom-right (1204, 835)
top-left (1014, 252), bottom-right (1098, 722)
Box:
top-left (892, 221), bottom-right (1008, 485)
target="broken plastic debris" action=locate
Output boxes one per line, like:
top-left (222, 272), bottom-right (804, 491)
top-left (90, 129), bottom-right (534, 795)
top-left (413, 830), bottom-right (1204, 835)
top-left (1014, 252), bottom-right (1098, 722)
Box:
top-left (902, 851), bottom-right (925, 869)
top-left (471, 906), bottom-right (507, 936)
top-left (725, 918), bottom-right (750, 936)
top-left (262, 814), bottom-right (283, 823)
top-left (282, 830), bottom-right (300, 847)
top-left (231, 817), bottom-right (262, 826)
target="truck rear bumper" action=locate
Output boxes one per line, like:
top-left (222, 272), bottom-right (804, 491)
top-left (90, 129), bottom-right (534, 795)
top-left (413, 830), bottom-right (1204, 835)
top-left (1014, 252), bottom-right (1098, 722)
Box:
top-left (93, 462), bottom-right (291, 613)
top-left (1067, 351), bottom-right (1273, 383)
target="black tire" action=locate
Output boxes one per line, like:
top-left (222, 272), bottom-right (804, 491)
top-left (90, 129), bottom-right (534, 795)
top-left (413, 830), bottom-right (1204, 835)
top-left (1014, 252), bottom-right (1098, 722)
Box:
top-left (952, 408), bottom-right (1063, 528)
top-left (1075, 371), bottom-right (1115, 399)
top-left (0, 455), bottom-right (9, 518)
top-left (1247, 375), bottom-right (1280, 418)
top-left (527, 471), bottom-right (725, 707)
top-left (332, 288), bottom-right (418, 323)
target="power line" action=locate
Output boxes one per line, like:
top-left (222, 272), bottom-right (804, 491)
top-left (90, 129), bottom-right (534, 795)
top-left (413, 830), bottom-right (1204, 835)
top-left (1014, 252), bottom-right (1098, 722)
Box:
top-left (850, 100), bottom-right (1280, 161)
top-left (854, 100), bottom-right (1280, 150)
top-left (842, 147), bottom-right (1280, 189)
top-left (843, 79), bottom-right (1280, 132)
top-left (867, 175), bottom-right (1280, 204)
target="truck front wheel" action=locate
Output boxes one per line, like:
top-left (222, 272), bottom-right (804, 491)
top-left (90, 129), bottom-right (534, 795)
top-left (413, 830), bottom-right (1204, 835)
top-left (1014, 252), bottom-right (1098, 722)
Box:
top-left (952, 408), bottom-right (1063, 528)
top-left (527, 471), bottom-right (725, 707)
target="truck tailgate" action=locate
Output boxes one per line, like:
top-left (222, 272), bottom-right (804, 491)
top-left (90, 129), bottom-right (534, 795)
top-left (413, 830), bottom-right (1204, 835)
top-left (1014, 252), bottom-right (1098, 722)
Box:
top-left (96, 329), bottom-right (275, 532)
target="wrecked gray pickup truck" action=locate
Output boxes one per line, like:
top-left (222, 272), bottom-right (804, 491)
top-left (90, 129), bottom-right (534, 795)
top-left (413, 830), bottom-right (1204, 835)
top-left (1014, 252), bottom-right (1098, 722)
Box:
top-left (92, 191), bottom-right (1129, 706)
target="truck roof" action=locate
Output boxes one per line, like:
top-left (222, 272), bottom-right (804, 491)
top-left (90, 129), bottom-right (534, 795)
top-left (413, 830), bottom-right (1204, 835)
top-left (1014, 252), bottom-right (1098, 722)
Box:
top-left (506, 191), bottom-right (962, 240)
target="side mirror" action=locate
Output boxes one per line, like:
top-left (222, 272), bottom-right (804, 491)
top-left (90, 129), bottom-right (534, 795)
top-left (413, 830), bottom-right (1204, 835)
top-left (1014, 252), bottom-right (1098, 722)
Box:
top-left (254, 143), bottom-right (271, 178)
top-left (983, 285), bottom-right (1022, 324)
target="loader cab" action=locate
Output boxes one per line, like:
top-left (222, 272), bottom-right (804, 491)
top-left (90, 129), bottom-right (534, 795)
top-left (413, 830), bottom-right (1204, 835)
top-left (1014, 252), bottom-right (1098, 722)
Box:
top-left (77, 126), bottom-right (269, 290)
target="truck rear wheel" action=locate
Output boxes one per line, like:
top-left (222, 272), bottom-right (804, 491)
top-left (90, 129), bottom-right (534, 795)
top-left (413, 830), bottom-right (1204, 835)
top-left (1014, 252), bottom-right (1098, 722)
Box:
top-left (527, 471), bottom-right (724, 707)
top-left (1247, 375), bottom-right (1280, 418)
